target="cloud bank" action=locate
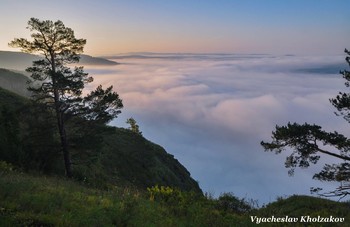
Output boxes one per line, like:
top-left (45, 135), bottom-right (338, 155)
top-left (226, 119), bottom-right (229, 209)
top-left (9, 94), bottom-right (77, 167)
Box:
top-left (85, 53), bottom-right (347, 204)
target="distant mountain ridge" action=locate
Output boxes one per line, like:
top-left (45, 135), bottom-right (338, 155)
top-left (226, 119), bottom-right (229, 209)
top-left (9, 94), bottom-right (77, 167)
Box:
top-left (103, 52), bottom-right (269, 61)
top-left (0, 50), bottom-right (118, 70)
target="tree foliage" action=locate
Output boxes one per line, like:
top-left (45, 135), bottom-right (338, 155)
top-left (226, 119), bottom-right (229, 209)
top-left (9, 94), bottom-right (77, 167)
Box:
top-left (83, 85), bottom-right (123, 124)
top-left (126, 117), bottom-right (142, 135)
top-left (331, 48), bottom-right (350, 121)
top-left (0, 106), bottom-right (21, 165)
top-left (0, 90), bottom-right (61, 174)
top-left (9, 18), bottom-right (123, 177)
top-left (261, 49), bottom-right (350, 198)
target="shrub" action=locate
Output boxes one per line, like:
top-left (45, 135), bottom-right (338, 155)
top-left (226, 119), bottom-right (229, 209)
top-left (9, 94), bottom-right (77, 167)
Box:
top-left (216, 192), bottom-right (253, 214)
top-left (0, 161), bottom-right (15, 173)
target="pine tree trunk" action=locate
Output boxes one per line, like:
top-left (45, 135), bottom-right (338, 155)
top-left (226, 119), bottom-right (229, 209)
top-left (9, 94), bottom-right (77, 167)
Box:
top-left (50, 53), bottom-right (73, 178)
top-left (54, 90), bottom-right (73, 178)
top-left (57, 111), bottom-right (72, 178)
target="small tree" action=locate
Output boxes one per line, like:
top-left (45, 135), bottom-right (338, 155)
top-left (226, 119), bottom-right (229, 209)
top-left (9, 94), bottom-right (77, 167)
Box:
top-left (261, 49), bottom-right (350, 198)
top-left (126, 117), bottom-right (142, 135)
top-left (9, 18), bottom-right (123, 177)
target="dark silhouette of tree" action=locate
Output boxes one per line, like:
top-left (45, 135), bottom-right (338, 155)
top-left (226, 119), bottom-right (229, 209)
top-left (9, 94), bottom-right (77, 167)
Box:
top-left (261, 49), bottom-right (350, 199)
top-left (9, 18), bottom-right (123, 178)
top-left (0, 106), bottom-right (21, 165)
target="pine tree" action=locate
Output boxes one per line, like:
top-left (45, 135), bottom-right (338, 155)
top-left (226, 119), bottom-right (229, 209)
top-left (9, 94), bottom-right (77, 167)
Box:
top-left (9, 18), bottom-right (123, 177)
top-left (261, 49), bottom-right (350, 198)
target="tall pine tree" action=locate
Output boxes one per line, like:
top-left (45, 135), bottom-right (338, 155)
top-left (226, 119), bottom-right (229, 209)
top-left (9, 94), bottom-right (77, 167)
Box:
top-left (10, 18), bottom-right (123, 177)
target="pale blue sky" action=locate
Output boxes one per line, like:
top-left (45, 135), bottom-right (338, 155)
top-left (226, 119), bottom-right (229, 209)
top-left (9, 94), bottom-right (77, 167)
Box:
top-left (0, 0), bottom-right (349, 55)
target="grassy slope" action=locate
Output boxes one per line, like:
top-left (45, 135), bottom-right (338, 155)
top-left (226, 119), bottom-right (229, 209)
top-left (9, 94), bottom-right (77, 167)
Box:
top-left (1, 168), bottom-right (349, 226)
top-left (0, 167), bottom-right (246, 227)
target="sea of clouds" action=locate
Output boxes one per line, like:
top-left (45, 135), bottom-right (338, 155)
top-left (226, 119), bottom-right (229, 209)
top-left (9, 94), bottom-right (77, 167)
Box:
top-left (84, 53), bottom-right (348, 204)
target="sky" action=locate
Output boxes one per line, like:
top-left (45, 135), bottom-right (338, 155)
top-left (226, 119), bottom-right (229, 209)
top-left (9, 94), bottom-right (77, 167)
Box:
top-left (1, 1), bottom-right (350, 204)
top-left (0, 0), bottom-right (349, 55)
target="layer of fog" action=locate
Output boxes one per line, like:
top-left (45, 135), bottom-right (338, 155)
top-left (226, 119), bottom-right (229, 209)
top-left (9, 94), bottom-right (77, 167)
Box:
top-left (84, 53), bottom-right (348, 204)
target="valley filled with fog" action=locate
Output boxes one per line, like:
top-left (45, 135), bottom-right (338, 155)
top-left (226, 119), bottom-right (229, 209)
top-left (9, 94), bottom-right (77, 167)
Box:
top-left (85, 53), bottom-right (347, 204)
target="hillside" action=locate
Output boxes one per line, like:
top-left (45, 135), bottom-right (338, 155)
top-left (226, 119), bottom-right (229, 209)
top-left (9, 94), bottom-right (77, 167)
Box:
top-left (0, 50), bottom-right (117, 70)
top-left (0, 86), bottom-right (27, 107)
top-left (100, 128), bottom-right (201, 191)
top-left (0, 68), bottom-right (30, 97)
top-left (80, 54), bottom-right (119, 65)
top-left (253, 195), bottom-right (350, 226)
top-left (257, 195), bottom-right (350, 218)
top-left (0, 83), bottom-right (201, 193)
top-left (0, 167), bottom-right (242, 226)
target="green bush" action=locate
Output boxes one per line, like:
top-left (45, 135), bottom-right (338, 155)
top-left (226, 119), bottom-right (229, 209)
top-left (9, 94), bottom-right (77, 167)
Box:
top-left (216, 192), bottom-right (253, 214)
top-left (0, 161), bottom-right (15, 173)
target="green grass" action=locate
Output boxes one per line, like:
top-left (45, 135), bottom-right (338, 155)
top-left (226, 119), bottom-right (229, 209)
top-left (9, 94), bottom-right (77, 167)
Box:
top-left (1, 165), bottom-right (350, 226)
top-left (0, 166), bottom-right (249, 226)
